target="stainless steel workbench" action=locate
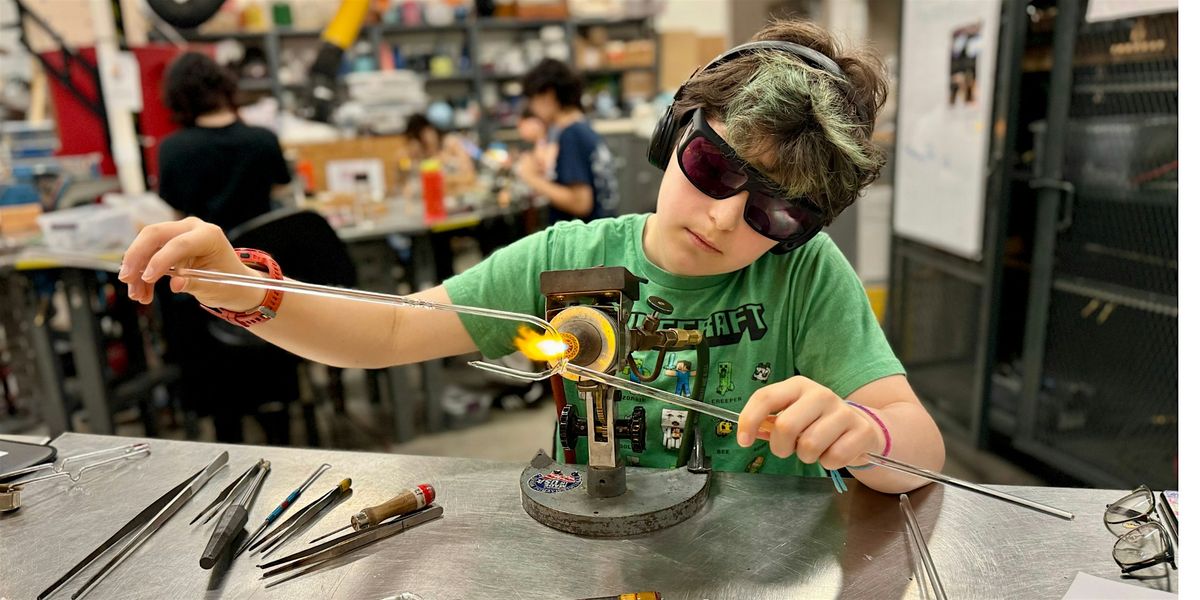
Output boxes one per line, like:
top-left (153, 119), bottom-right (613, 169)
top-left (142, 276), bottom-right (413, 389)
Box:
top-left (1, 434), bottom-right (1178, 599)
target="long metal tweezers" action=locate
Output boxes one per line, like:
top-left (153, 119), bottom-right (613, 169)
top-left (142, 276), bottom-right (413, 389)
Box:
top-left (68, 452), bottom-right (227, 599)
top-left (39, 452), bottom-right (228, 599)
top-left (191, 460), bottom-right (263, 525)
top-left (257, 505), bottom-right (444, 587)
top-left (37, 464), bottom-right (205, 600)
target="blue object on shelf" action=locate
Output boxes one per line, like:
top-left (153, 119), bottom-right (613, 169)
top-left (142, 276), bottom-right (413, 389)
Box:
top-left (0, 184), bottom-right (40, 206)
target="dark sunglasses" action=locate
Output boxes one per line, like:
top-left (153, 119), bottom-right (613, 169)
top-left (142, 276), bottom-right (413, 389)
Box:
top-left (675, 109), bottom-right (824, 245)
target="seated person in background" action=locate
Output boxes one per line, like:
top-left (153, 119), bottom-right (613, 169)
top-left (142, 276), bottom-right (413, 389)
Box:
top-left (403, 113), bottom-right (478, 194)
top-left (158, 52), bottom-right (291, 230)
top-left (515, 107), bottom-right (557, 180)
top-left (516, 59), bottom-right (618, 223)
top-left (155, 51), bottom-right (297, 445)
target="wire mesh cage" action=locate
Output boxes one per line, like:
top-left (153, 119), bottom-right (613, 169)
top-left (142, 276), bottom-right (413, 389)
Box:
top-left (1029, 9), bottom-right (1178, 488)
top-left (1037, 288), bottom-right (1176, 488)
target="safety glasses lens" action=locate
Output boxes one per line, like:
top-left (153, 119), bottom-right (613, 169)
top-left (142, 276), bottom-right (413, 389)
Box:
top-left (680, 135), bottom-right (748, 197)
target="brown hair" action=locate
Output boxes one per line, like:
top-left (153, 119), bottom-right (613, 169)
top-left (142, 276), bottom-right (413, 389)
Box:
top-left (672, 19), bottom-right (888, 223)
top-left (163, 52), bottom-right (238, 127)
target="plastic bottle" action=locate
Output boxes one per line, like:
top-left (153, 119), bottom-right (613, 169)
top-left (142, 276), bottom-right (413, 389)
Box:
top-left (421, 159), bottom-right (446, 220)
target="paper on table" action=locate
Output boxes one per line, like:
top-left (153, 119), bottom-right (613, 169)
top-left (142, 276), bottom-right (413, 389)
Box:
top-left (1061, 572), bottom-right (1177, 599)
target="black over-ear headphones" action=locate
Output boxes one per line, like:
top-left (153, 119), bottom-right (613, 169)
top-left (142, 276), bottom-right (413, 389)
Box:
top-left (646, 41), bottom-right (847, 254)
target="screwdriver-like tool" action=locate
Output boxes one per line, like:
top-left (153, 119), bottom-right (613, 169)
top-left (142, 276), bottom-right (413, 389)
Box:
top-left (199, 459), bottom-right (270, 569)
top-left (236, 463), bottom-right (330, 556)
top-left (309, 484), bottom-right (435, 544)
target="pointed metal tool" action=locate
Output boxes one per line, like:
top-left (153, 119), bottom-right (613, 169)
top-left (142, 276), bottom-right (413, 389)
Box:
top-left (38, 452), bottom-right (227, 599)
top-left (37, 464), bottom-right (203, 600)
top-left (256, 479), bottom-right (352, 558)
top-left (235, 463), bottom-right (329, 557)
top-left (71, 452), bottom-right (228, 599)
top-left (199, 460), bottom-right (270, 569)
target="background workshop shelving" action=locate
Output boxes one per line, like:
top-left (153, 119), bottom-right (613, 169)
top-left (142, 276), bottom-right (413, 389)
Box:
top-left (161, 15), bottom-right (660, 144)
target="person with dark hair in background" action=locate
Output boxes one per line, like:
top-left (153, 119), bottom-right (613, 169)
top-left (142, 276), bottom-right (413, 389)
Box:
top-left (156, 51), bottom-right (296, 445)
top-left (403, 113), bottom-right (481, 283)
top-left (403, 113), bottom-right (477, 191)
top-left (158, 52), bottom-right (291, 230)
top-left (515, 106), bottom-right (556, 182)
top-left (516, 58), bottom-right (617, 223)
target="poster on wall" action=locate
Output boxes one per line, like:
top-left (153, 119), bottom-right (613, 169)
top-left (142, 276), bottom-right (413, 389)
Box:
top-left (893, 0), bottom-right (1002, 261)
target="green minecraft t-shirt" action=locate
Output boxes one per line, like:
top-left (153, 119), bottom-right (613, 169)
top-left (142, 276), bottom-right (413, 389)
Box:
top-left (444, 214), bottom-right (904, 476)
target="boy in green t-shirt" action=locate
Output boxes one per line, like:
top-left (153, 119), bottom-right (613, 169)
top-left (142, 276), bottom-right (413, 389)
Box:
top-left (121, 19), bottom-right (944, 494)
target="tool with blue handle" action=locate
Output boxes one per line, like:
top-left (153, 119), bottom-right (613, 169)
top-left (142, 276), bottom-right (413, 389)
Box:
top-left (235, 463), bottom-right (330, 557)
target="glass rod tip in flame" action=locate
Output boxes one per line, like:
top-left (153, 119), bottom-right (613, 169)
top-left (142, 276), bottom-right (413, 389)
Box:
top-left (513, 326), bottom-right (569, 362)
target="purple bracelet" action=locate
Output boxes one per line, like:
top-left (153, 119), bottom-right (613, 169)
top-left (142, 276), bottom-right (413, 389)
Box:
top-left (846, 401), bottom-right (891, 470)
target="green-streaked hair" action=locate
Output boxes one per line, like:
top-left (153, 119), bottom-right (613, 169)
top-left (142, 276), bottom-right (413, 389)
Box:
top-left (671, 19), bottom-right (888, 224)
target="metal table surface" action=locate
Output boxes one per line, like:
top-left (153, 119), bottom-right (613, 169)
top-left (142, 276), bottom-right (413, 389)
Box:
top-left (1, 434), bottom-right (1178, 600)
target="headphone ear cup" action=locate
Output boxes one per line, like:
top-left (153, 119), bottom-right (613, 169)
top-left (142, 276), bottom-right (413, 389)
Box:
top-left (647, 106), bottom-right (682, 171)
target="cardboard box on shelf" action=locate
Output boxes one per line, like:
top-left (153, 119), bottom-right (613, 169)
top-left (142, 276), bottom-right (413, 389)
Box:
top-left (658, 30), bottom-right (699, 91)
top-left (568, 0), bottom-right (624, 19)
top-left (616, 39), bottom-right (655, 68)
top-left (284, 136), bottom-right (410, 195)
top-left (575, 39), bottom-right (606, 70)
top-left (515, 0), bottom-right (569, 19)
top-left (0, 204), bottom-right (43, 239)
top-left (620, 70), bottom-right (655, 102)
top-left (659, 30), bottom-right (727, 91)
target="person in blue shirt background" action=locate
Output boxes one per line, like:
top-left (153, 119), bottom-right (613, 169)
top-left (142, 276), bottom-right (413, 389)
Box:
top-left (515, 59), bottom-right (618, 223)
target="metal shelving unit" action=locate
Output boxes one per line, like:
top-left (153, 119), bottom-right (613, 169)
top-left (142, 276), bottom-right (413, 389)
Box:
top-left (164, 15), bottom-right (660, 143)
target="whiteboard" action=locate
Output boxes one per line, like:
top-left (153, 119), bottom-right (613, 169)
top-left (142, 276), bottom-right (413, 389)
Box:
top-left (893, 0), bottom-right (1002, 261)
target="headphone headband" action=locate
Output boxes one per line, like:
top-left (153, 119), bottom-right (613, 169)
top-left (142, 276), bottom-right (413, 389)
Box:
top-left (703, 40), bottom-right (845, 78)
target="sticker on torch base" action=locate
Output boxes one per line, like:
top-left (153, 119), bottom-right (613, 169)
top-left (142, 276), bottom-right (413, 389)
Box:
top-left (527, 469), bottom-right (582, 494)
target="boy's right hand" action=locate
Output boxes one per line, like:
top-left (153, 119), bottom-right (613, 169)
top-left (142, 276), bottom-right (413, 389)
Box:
top-left (118, 217), bottom-right (266, 311)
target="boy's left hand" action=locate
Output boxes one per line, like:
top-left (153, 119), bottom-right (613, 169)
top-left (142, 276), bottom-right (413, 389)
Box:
top-left (737, 376), bottom-right (886, 470)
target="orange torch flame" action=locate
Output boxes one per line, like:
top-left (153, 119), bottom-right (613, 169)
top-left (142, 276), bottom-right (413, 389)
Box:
top-left (513, 326), bottom-right (569, 362)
